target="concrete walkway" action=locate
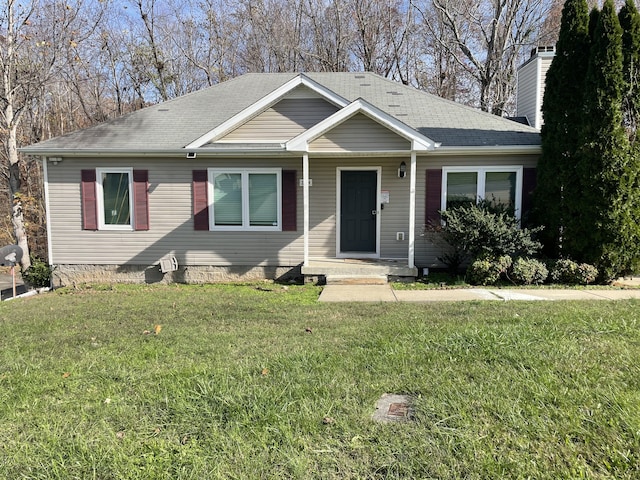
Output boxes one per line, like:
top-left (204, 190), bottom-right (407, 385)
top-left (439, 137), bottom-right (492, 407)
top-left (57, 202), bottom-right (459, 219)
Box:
top-left (319, 284), bottom-right (640, 302)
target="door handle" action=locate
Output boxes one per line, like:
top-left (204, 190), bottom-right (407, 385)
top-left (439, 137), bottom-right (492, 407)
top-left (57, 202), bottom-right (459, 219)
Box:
top-left (371, 210), bottom-right (377, 216)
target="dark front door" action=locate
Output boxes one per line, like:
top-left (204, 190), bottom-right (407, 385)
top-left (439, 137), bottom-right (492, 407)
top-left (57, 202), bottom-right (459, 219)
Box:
top-left (340, 170), bottom-right (377, 253)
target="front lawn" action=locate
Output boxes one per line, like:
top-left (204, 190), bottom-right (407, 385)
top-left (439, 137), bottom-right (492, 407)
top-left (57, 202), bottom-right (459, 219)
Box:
top-left (1, 284), bottom-right (639, 479)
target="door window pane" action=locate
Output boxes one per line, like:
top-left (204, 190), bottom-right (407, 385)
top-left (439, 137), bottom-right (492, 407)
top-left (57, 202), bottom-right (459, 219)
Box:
top-left (213, 173), bottom-right (242, 226)
top-left (248, 173), bottom-right (277, 226)
top-left (447, 172), bottom-right (477, 209)
top-left (102, 172), bottom-right (130, 225)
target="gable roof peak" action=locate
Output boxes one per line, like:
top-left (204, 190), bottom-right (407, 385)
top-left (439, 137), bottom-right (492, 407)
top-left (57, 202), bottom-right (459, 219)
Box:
top-left (185, 73), bottom-right (349, 149)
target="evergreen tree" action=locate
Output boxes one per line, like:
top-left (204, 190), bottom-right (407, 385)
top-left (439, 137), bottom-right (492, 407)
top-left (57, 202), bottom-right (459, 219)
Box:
top-left (571, 0), bottom-right (639, 279)
top-left (589, 7), bottom-right (600, 39)
top-left (534, 0), bottom-right (590, 257)
top-left (619, 0), bottom-right (640, 275)
top-left (619, 0), bottom-right (640, 140)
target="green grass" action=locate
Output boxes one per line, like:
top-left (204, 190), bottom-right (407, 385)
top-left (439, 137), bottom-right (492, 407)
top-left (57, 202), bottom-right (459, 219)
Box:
top-left (1, 283), bottom-right (639, 479)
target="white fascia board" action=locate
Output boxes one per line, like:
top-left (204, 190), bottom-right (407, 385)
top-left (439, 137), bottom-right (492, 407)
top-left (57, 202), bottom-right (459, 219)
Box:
top-left (185, 74), bottom-right (349, 149)
top-left (298, 73), bottom-right (350, 107)
top-left (286, 98), bottom-right (438, 152)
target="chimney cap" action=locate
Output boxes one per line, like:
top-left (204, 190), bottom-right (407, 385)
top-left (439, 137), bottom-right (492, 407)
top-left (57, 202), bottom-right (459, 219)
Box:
top-left (531, 45), bottom-right (556, 58)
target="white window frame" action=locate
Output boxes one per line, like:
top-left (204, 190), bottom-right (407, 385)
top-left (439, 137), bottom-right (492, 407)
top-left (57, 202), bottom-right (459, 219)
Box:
top-left (96, 167), bottom-right (134, 231)
top-left (441, 166), bottom-right (523, 219)
top-left (208, 168), bottom-right (282, 231)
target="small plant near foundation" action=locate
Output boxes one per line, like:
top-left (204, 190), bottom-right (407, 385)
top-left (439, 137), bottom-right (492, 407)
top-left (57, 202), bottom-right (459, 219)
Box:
top-left (21, 256), bottom-right (52, 288)
top-left (466, 255), bottom-right (512, 286)
top-left (549, 259), bottom-right (599, 285)
top-left (509, 257), bottom-right (549, 285)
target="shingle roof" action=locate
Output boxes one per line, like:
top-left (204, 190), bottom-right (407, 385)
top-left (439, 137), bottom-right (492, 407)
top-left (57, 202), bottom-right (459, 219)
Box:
top-left (22, 72), bottom-right (540, 154)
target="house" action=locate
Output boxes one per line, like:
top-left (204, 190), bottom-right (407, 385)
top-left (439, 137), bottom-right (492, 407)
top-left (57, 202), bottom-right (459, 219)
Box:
top-left (22, 70), bottom-right (542, 286)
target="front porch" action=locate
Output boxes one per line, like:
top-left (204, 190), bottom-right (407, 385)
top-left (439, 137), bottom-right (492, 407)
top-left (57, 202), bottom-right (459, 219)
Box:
top-left (301, 258), bottom-right (418, 284)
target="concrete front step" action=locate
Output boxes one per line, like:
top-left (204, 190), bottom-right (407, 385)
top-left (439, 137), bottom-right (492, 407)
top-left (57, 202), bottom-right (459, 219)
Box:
top-left (325, 274), bottom-right (388, 285)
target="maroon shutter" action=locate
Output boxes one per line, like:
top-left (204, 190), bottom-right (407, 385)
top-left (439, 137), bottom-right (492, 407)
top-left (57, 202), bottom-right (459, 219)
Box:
top-left (133, 170), bottom-right (150, 230)
top-left (522, 167), bottom-right (537, 223)
top-left (193, 170), bottom-right (209, 231)
top-left (282, 170), bottom-right (297, 231)
top-left (425, 169), bottom-right (442, 225)
top-left (81, 169), bottom-right (98, 230)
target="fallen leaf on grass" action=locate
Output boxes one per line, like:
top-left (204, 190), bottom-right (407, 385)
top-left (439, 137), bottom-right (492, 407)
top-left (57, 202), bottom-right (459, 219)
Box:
top-left (142, 325), bottom-right (162, 335)
top-left (116, 431), bottom-right (125, 440)
top-left (62, 372), bottom-right (70, 378)
top-left (261, 368), bottom-right (269, 376)
top-left (322, 417), bottom-right (334, 425)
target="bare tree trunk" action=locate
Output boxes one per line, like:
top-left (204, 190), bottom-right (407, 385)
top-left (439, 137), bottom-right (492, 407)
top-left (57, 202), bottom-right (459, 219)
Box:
top-left (1, 0), bottom-right (31, 270)
top-left (7, 128), bottom-right (31, 271)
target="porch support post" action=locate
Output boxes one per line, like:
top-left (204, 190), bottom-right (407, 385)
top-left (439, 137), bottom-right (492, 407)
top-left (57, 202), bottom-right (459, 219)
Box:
top-left (303, 152), bottom-right (310, 267)
top-left (408, 151), bottom-right (417, 269)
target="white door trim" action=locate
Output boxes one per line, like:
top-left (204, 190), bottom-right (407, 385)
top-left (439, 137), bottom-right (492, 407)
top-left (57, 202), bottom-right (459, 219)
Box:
top-left (336, 166), bottom-right (381, 258)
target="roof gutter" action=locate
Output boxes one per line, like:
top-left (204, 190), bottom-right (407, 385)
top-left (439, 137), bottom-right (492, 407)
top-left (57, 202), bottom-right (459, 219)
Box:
top-left (19, 146), bottom-right (293, 158)
top-left (20, 144), bottom-right (542, 159)
top-left (434, 145), bottom-right (541, 156)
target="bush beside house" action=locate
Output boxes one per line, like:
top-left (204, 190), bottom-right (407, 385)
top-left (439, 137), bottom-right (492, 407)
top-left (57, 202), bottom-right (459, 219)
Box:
top-left (425, 202), bottom-right (600, 286)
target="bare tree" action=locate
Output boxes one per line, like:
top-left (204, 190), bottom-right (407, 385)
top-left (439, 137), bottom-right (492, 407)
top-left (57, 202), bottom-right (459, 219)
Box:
top-left (167, 0), bottom-right (244, 87)
top-left (415, 0), bottom-right (554, 115)
top-left (1, 0), bottom-right (102, 269)
top-left (351, 0), bottom-right (413, 77)
top-left (234, 0), bottom-right (310, 73)
top-left (304, 0), bottom-right (352, 71)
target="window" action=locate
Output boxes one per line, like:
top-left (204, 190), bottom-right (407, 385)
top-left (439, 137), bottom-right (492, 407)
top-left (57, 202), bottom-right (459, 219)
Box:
top-left (208, 169), bottom-right (281, 230)
top-left (96, 168), bottom-right (134, 230)
top-left (442, 167), bottom-right (522, 218)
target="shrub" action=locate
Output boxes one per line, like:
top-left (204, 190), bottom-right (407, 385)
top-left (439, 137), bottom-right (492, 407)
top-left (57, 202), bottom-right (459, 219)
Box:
top-left (436, 201), bottom-right (543, 261)
top-left (549, 259), bottom-right (599, 285)
top-left (509, 257), bottom-right (549, 285)
top-left (22, 257), bottom-right (52, 288)
top-left (466, 255), bottom-right (512, 286)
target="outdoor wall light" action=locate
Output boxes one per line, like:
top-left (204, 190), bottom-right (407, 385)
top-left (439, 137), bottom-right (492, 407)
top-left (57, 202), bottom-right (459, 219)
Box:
top-left (49, 157), bottom-right (63, 165)
top-left (398, 161), bottom-right (406, 178)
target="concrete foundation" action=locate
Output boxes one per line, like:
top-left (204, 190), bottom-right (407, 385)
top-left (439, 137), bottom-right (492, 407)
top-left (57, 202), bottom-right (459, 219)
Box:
top-left (51, 264), bottom-right (303, 287)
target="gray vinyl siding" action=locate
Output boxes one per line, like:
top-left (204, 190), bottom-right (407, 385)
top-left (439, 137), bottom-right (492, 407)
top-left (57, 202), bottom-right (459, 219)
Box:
top-left (537, 56), bottom-right (553, 127)
top-left (516, 58), bottom-right (539, 128)
top-left (516, 54), bottom-right (554, 129)
top-left (219, 98), bottom-right (339, 142)
top-left (47, 157), bottom-right (304, 267)
top-left (47, 152), bottom-right (538, 269)
top-left (310, 113), bottom-right (411, 152)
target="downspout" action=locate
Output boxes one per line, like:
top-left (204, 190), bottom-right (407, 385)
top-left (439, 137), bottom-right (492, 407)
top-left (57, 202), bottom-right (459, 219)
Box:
top-left (42, 157), bottom-right (54, 278)
top-left (303, 152), bottom-right (309, 267)
top-left (408, 151), bottom-right (417, 269)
